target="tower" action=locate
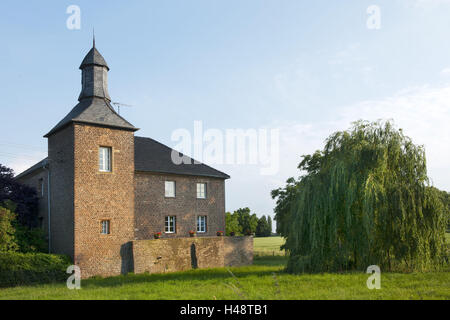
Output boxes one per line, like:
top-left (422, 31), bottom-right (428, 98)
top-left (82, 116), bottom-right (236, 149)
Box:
top-left (45, 42), bottom-right (138, 277)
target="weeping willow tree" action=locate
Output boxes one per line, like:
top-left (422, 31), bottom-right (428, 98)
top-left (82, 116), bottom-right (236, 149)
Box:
top-left (272, 120), bottom-right (447, 273)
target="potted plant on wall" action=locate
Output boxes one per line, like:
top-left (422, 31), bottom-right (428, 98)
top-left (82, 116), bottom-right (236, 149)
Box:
top-left (217, 231), bottom-right (224, 236)
top-left (189, 230), bottom-right (196, 237)
top-left (154, 232), bottom-right (162, 239)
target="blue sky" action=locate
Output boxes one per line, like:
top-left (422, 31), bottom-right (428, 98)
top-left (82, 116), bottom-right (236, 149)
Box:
top-left (1, 0), bottom-right (449, 220)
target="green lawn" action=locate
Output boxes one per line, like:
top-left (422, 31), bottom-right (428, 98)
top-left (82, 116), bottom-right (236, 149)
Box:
top-left (0, 236), bottom-right (448, 300)
top-left (253, 236), bottom-right (285, 256)
top-left (0, 256), bottom-right (448, 300)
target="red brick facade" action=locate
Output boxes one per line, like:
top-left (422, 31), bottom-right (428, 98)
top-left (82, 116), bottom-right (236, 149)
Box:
top-left (72, 124), bottom-right (135, 278)
top-left (135, 172), bottom-right (226, 240)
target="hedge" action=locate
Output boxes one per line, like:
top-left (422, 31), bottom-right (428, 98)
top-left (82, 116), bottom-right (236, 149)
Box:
top-left (0, 252), bottom-right (72, 287)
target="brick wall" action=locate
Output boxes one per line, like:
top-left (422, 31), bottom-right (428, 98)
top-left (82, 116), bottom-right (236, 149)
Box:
top-left (135, 173), bottom-right (226, 239)
top-left (224, 236), bottom-right (254, 266)
top-left (132, 236), bottom-right (253, 274)
top-left (73, 124), bottom-right (135, 278)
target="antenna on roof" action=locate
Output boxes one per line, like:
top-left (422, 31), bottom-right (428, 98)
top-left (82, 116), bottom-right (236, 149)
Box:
top-left (93, 28), bottom-right (95, 48)
top-left (112, 102), bottom-right (133, 115)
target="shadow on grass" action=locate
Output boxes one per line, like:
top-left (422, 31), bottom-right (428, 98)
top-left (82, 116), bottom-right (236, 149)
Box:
top-left (81, 256), bottom-right (288, 289)
top-left (253, 256), bottom-right (288, 267)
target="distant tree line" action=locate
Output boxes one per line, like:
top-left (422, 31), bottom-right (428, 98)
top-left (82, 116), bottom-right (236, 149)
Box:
top-left (225, 207), bottom-right (273, 237)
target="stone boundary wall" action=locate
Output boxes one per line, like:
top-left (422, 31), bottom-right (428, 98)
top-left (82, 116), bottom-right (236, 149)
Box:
top-left (132, 236), bottom-right (253, 274)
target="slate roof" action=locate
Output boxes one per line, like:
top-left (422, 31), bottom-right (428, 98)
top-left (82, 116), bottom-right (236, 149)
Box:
top-left (134, 136), bottom-right (230, 179)
top-left (44, 98), bottom-right (138, 137)
top-left (15, 158), bottom-right (48, 179)
top-left (16, 138), bottom-right (229, 180)
top-left (79, 47), bottom-right (109, 70)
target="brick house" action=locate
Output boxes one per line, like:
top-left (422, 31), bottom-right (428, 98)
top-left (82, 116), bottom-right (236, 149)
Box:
top-left (15, 43), bottom-right (251, 278)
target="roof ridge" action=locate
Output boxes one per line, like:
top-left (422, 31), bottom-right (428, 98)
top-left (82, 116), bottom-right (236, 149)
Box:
top-left (134, 136), bottom-right (230, 179)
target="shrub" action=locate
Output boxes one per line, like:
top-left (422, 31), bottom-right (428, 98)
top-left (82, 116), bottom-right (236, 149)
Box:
top-left (0, 205), bottom-right (47, 253)
top-left (0, 252), bottom-right (71, 287)
top-left (0, 206), bottom-right (19, 252)
top-left (14, 224), bottom-right (47, 253)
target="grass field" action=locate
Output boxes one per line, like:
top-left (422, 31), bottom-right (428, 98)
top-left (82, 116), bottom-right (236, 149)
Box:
top-left (253, 236), bottom-right (285, 256)
top-left (0, 236), bottom-right (448, 300)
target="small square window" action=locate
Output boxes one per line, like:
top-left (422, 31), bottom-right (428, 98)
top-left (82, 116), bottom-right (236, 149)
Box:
top-left (99, 147), bottom-right (112, 172)
top-left (101, 220), bottom-right (110, 234)
top-left (165, 181), bottom-right (176, 197)
top-left (165, 216), bottom-right (176, 233)
top-left (197, 216), bottom-right (207, 233)
top-left (197, 183), bottom-right (206, 199)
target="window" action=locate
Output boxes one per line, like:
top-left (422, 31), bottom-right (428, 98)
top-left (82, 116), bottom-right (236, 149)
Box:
top-left (165, 216), bottom-right (176, 233)
top-left (197, 183), bottom-right (206, 199)
top-left (165, 181), bottom-right (175, 197)
top-left (99, 147), bottom-right (112, 172)
top-left (101, 220), bottom-right (110, 234)
top-left (197, 216), bottom-right (207, 233)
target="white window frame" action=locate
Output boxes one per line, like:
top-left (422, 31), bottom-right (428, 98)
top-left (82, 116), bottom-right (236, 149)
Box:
top-left (165, 181), bottom-right (176, 198)
top-left (197, 216), bottom-right (207, 233)
top-left (99, 147), bottom-right (112, 172)
top-left (165, 216), bottom-right (176, 233)
top-left (196, 183), bottom-right (206, 199)
top-left (101, 220), bottom-right (110, 234)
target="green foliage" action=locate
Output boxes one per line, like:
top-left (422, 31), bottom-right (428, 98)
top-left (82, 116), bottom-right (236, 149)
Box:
top-left (0, 206), bottom-right (19, 252)
top-left (434, 188), bottom-right (450, 230)
top-left (14, 224), bottom-right (47, 253)
top-left (225, 211), bottom-right (242, 236)
top-left (0, 205), bottom-right (47, 253)
top-left (0, 163), bottom-right (39, 228)
top-left (226, 208), bottom-right (274, 237)
top-left (235, 208), bottom-right (258, 235)
top-left (267, 216), bottom-right (272, 235)
top-left (256, 215), bottom-right (272, 237)
top-left (0, 252), bottom-right (71, 287)
top-left (273, 120), bottom-right (448, 273)
top-left (271, 177), bottom-right (299, 237)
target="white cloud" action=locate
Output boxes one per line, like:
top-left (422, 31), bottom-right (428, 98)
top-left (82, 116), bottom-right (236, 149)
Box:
top-left (3, 155), bottom-right (46, 176)
top-left (440, 67), bottom-right (450, 76)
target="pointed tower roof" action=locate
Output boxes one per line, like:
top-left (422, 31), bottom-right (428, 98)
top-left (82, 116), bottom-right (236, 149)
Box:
top-left (44, 42), bottom-right (138, 137)
top-left (79, 47), bottom-right (109, 70)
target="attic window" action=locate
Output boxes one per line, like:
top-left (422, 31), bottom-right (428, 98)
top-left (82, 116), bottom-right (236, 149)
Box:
top-left (165, 181), bottom-right (175, 197)
top-left (99, 147), bottom-right (112, 172)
